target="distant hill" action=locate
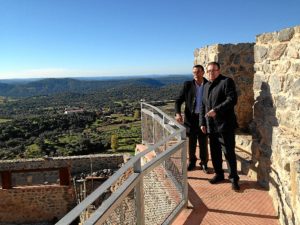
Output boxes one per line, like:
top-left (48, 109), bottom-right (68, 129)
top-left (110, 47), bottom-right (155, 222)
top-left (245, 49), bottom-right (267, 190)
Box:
top-left (0, 75), bottom-right (191, 97)
top-left (0, 78), bottom-right (41, 84)
top-left (0, 82), bottom-right (13, 93)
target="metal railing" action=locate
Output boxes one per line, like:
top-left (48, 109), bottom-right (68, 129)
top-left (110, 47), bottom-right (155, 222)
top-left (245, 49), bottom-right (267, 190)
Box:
top-left (56, 102), bottom-right (187, 225)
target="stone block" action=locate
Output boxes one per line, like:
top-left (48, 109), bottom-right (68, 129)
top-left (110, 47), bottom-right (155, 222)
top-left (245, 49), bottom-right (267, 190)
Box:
top-left (269, 73), bottom-right (282, 93)
top-left (254, 45), bottom-right (268, 62)
top-left (291, 63), bottom-right (300, 73)
top-left (287, 44), bottom-right (300, 58)
top-left (256, 32), bottom-right (275, 44)
top-left (269, 44), bottom-right (287, 61)
top-left (193, 48), bottom-right (200, 57)
top-left (278, 27), bottom-right (295, 42)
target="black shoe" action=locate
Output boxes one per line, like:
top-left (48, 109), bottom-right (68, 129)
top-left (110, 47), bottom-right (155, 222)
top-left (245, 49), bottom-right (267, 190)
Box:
top-left (187, 163), bottom-right (196, 171)
top-left (201, 164), bottom-right (209, 174)
top-left (209, 175), bottom-right (224, 184)
top-left (232, 181), bottom-right (240, 191)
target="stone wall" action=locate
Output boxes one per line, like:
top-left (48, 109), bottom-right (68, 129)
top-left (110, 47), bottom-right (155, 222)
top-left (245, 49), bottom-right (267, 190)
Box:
top-left (253, 26), bottom-right (300, 225)
top-left (0, 154), bottom-right (127, 224)
top-left (0, 154), bottom-right (126, 187)
top-left (194, 43), bottom-right (255, 130)
top-left (194, 26), bottom-right (300, 225)
top-left (0, 186), bottom-right (75, 224)
top-left (0, 154), bottom-right (125, 173)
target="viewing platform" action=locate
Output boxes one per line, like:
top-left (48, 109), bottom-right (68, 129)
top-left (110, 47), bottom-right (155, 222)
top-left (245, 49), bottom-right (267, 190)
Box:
top-left (173, 156), bottom-right (280, 225)
top-left (54, 102), bottom-right (283, 225)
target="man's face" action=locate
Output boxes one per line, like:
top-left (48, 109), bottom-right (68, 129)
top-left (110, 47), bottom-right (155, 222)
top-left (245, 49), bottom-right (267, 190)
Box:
top-left (206, 64), bottom-right (220, 81)
top-left (193, 67), bottom-right (204, 83)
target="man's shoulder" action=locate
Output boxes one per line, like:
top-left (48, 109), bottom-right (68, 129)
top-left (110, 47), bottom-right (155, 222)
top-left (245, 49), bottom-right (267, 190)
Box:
top-left (219, 74), bottom-right (233, 81)
top-left (184, 80), bottom-right (193, 84)
top-left (218, 75), bottom-right (236, 89)
top-left (183, 80), bottom-right (194, 86)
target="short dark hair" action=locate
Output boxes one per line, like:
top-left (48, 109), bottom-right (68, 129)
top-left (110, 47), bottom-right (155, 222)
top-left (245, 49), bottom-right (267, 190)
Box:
top-left (207, 62), bottom-right (220, 69)
top-left (193, 64), bottom-right (204, 71)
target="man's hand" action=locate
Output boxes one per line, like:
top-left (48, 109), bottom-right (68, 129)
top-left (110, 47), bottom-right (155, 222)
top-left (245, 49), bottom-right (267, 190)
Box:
top-left (201, 126), bottom-right (207, 134)
top-left (175, 113), bottom-right (183, 123)
top-left (205, 109), bottom-right (216, 118)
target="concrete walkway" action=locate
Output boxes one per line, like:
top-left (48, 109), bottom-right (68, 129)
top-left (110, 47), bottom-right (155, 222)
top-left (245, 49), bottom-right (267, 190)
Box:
top-left (172, 159), bottom-right (280, 225)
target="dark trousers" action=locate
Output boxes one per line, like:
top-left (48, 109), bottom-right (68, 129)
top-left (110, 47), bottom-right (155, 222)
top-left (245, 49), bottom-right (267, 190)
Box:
top-left (188, 130), bottom-right (208, 166)
top-left (208, 132), bottom-right (239, 181)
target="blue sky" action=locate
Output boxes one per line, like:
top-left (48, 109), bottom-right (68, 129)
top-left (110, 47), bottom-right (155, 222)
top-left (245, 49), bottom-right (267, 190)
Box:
top-left (0, 0), bottom-right (299, 79)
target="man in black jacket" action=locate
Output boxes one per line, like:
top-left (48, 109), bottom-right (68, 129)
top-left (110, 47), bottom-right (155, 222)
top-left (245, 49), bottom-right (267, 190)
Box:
top-left (175, 65), bottom-right (208, 172)
top-left (200, 62), bottom-right (240, 191)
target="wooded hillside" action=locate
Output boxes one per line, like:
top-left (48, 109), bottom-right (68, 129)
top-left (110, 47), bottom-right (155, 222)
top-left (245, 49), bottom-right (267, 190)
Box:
top-left (0, 75), bottom-right (190, 159)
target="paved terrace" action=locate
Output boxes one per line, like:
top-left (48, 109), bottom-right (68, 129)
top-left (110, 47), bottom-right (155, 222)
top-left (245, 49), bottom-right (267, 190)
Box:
top-left (172, 152), bottom-right (280, 225)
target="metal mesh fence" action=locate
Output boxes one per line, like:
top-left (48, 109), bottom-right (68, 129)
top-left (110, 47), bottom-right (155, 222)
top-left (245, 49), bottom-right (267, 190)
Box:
top-left (143, 147), bottom-right (184, 225)
top-left (141, 111), bottom-right (153, 144)
top-left (164, 145), bottom-right (185, 193)
top-left (101, 189), bottom-right (137, 225)
top-left (141, 103), bottom-right (181, 146)
top-left (98, 146), bottom-right (185, 225)
top-left (72, 167), bottom-right (135, 224)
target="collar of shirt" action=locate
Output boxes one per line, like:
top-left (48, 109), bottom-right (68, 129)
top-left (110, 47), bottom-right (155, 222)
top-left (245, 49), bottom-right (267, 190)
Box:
top-left (194, 80), bottom-right (204, 87)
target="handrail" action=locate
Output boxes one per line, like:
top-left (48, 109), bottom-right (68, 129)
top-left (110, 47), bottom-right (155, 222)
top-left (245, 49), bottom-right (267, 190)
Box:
top-left (56, 102), bottom-right (187, 225)
top-left (84, 140), bottom-right (185, 225)
top-left (84, 173), bottom-right (141, 225)
top-left (56, 132), bottom-right (183, 225)
top-left (141, 102), bottom-right (186, 138)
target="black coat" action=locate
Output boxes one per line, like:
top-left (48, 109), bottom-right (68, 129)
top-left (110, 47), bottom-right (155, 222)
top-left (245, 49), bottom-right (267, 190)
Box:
top-left (200, 74), bottom-right (238, 133)
top-left (175, 79), bottom-right (207, 134)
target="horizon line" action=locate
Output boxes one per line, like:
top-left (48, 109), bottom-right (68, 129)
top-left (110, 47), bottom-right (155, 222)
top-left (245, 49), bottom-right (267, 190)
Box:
top-left (0, 73), bottom-right (191, 81)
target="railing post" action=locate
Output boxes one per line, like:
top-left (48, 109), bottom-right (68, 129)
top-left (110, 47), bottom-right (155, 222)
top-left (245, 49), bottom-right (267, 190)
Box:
top-left (180, 128), bottom-right (186, 140)
top-left (163, 115), bottom-right (166, 151)
top-left (152, 112), bottom-right (155, 144)
top-left (134, 158), bottom-right (145, 225)
top-left (181, 131), bottom-right (188, 208)
top-left (140, 100), bottom-right (145, 145)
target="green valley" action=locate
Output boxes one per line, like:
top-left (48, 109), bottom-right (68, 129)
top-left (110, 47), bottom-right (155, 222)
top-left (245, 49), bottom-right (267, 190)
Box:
top-left (0, 75), bottom-right (189, 159)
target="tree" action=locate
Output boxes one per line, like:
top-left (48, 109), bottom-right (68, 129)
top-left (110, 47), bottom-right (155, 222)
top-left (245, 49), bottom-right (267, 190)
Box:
top-left (133, 109), bottom-right (140, 120)
top-left (35, 137), bottom-right (46, 152)
top-left (111, 134), bottom-right (118, 151)
top-left (24, 144), bottom-right (43, 158)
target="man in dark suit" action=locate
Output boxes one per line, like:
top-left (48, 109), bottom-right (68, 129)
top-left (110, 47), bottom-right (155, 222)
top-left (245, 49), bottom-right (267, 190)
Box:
top-left (200, 62), bottom-right (240, 191)
top-left (175, 65), bottom-right (208, 172)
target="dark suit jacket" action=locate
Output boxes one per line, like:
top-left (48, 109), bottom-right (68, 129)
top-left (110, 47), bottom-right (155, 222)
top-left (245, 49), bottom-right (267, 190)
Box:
top-left (200, 74), bottom-right (238, 133)
top-left (175, 79), bottom-right (207, 134)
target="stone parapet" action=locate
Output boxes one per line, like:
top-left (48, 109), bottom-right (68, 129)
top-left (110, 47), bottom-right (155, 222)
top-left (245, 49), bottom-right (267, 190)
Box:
top-left (253, 26), bottom-right (300, 225)
top-left (194, 25), bottom-right (300, 225)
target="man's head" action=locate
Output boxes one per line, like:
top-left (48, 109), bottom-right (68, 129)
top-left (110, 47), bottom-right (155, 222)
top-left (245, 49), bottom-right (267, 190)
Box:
top-left (193, 65), bottom-right (205, 84)
top-left (206, 62), bottom-right (221, 82)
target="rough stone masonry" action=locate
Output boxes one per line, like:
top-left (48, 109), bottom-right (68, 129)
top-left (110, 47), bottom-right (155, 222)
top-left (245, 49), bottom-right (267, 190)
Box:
top-left (194, 25), bottom-right (300, 225)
